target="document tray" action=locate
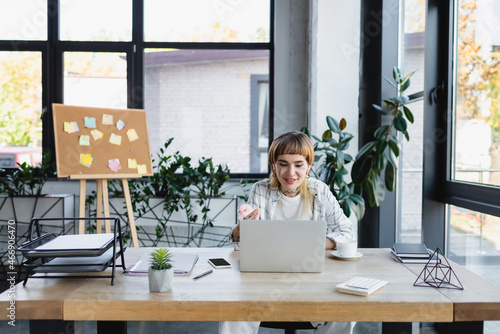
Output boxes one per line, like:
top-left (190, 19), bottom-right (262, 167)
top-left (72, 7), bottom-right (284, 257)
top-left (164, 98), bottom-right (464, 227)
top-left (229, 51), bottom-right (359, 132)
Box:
top-left (19, 232), bottom-right (122, 258)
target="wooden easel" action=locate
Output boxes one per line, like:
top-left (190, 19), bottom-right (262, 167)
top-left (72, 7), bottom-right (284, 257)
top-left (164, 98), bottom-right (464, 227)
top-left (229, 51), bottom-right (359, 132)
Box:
top-left (72, 174), bottom-right (140, 247)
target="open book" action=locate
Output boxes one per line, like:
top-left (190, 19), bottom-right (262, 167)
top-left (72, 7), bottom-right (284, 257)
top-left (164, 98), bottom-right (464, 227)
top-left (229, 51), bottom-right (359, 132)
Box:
top-left (126, 252), bottom-right (199, 276)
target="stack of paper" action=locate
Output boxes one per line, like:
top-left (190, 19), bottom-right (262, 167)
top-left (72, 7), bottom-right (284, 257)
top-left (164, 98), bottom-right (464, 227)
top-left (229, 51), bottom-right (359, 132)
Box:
top-left (391, 243), bottom-right (438, 264)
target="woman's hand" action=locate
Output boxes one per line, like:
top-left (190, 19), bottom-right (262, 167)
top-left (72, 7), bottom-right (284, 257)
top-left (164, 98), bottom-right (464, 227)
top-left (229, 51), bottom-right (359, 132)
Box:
top-left (233, 205), bottom-right (260, 242)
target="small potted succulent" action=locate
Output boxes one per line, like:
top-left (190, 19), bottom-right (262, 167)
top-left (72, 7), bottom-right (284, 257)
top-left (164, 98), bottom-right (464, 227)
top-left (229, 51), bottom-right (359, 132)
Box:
top-left (148, 248), bottom-right (174, 292)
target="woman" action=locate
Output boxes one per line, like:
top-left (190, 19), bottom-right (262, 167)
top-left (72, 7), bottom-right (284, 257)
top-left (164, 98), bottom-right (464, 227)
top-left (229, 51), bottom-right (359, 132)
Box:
top-left (221, 130), bottom-right (356, 334)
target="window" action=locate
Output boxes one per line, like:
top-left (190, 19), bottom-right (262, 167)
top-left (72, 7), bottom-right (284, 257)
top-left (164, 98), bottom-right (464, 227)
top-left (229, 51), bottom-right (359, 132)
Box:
top-left (0, 51), bottom-right (42, 167)
top-left (452, 1), bottom-right (500, 187)
top-left (144, 49), bottom-right (270, 173)
top-left (144, 0), bottom-right (270, 43)
top-left (0, 0), bottom-right (47, 41)
top-left (63, 52), bottom-right (128, 109)
top-left (0, 0), bottom-right (273, 175)
top-left (422, 0), bottom-right (500, 311)
top-left (397, 0), bottom-right (426, 243)
top-left (60, 0), bottom-right (132, 41)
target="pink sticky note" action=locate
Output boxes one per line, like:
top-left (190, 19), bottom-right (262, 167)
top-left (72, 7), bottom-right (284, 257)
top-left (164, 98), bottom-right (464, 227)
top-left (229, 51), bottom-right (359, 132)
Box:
top-left (107, 159), bottom-right (121, 173)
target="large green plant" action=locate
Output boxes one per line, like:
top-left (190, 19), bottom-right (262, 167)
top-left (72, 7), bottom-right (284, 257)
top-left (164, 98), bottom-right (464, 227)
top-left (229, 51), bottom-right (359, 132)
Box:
top-left (127, 138), bottom-right (231, 239)
top-left (0, 149), bottom-right (54, 197)
top-left (303, 117), bottom-right (364, 220)
top-left (352, 67), bottom-right (415, 208)
top-left (305, 67), bottom-right (415, 219)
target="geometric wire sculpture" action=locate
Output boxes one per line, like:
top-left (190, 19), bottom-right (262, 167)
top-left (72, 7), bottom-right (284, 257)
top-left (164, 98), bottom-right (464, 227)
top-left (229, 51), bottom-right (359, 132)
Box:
top-left (413, 247), bottom-right (464, 290)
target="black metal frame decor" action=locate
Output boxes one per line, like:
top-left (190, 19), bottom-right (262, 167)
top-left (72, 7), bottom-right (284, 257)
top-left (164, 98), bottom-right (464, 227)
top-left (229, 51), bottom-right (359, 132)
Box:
top-left (413, 247), bottom-right (464, 290)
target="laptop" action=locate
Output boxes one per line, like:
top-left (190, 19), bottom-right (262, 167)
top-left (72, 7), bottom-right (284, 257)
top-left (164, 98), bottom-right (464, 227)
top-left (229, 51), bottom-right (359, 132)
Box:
top-left (239, 220), bottom-right (327, 273)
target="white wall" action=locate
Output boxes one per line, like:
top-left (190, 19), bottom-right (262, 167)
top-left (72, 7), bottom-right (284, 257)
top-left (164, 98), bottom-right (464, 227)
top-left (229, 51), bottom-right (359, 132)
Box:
top-left (310, 0), bottom-right (360, 159)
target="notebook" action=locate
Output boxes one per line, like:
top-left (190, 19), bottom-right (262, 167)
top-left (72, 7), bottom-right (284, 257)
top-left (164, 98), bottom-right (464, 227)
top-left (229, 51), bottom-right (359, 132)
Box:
top-left (239, 220), bottom-right (327, 273)
top-left (125, 252), bottom-right (199, 276)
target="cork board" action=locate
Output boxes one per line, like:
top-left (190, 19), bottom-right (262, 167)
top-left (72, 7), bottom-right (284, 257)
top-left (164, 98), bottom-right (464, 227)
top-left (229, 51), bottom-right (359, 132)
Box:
top-left (52, 103), bottom-right (153, 178)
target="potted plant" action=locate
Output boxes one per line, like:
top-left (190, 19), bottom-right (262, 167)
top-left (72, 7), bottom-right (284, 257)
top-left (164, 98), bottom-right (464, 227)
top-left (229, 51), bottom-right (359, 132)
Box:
top-left (148, 248), bottom-right (174, 292)
top-left (303, 67), bottom-right (416, 219)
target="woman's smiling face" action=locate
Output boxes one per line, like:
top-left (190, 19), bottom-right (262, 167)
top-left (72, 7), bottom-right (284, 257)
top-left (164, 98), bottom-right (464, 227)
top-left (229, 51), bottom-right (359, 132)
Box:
top-left (273, 154), bottom-right (310, 197)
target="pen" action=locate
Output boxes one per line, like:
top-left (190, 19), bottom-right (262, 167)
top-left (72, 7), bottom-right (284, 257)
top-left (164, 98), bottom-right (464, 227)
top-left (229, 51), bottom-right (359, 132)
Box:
top-left (193, 269), bottom-right (213, 280)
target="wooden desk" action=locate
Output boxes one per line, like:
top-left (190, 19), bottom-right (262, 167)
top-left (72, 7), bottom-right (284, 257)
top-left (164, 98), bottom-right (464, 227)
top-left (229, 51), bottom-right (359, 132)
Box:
top-left (2, 248), bottom-right (500, 333)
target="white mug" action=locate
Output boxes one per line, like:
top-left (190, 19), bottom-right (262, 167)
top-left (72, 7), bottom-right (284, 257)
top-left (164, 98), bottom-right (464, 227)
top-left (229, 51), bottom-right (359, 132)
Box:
top-left (336, 239), bottom-right (357, 257)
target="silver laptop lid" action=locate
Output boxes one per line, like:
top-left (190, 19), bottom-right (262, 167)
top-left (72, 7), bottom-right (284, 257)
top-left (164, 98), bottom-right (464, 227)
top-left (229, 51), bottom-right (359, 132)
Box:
top-left (239, 220), bottom-right (327, 273)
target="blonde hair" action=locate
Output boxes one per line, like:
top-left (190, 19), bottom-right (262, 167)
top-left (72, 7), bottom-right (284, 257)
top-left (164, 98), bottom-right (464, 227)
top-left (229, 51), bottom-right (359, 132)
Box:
top-left (268, 131), bottom-right (315, 212)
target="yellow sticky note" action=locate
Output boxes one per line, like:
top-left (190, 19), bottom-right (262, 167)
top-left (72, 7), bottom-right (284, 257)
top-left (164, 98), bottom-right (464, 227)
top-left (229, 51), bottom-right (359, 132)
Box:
top-left (126, 129), bottom-right (139, 142)
top-left (90, 129), bottom-right (103, 141)
top-left (80, 153), bottom-right (92, 165)
top-left (64, 121), bottom-right (79, 133)
top-left (109, 133), bottom-right (122, 145)
top-left (128, 158), bottom-right (137, 169)
top-left (102, 114), bottom-right (113, 125)
top-left (137, 164), bottom-right (147, 175)
top-left (79, 135), bottom-right (90, 146)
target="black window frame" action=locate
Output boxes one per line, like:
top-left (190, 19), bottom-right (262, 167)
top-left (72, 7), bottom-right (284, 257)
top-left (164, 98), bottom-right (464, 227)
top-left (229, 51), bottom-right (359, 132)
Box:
top-left (422, 0), bottom-right (500, 251)
top-left (0, 0), bottom-right (274, 179)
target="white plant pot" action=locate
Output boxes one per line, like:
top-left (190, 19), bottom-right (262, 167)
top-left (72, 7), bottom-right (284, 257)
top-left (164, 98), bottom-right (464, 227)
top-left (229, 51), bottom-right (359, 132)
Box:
top-left (148, 267), bottom-right (174, 292)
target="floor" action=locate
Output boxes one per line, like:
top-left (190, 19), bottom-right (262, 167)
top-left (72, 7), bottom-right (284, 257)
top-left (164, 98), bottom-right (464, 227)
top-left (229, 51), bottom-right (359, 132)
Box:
top-left (1, 320), bottom-right (381, 334)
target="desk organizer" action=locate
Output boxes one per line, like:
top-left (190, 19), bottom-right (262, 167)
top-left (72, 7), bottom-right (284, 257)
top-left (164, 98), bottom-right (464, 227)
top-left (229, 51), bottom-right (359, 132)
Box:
top-left (19, 217), bottom-right (126, 286)
top-left (413, 247), bottom-right (463, 290)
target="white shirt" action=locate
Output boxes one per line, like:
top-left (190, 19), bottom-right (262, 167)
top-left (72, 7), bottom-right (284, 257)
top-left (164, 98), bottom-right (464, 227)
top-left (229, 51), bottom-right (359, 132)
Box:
top-left (233, 177), bottom-right (356, 243)
top-left (272, 193), bottom-right (313, 220)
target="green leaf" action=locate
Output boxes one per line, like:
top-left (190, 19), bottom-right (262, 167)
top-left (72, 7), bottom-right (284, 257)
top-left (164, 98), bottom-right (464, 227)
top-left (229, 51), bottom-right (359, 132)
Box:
top-left (392, 96), bottom-right (409, 105)
top-left (376, 152), bottom-right (387, 171)
top-left (371, 174), bottom-right (386, 207)
top-left (300, 126), bottom-right (310, 136)
top-left (336, 150), bottom-right (345, 167)
top-left (355, 141), bottom-right (377, 160)
top-left (383, 99), bottom-right (397, 107)
top-left (322, 129), bottom-right (332, 139)
top-left (393, 67), bottom-right (401, 83)
top-left (339, 132), bottom-right (354, 143)
top-left (393, 116), bottom-right (407, 132)
top-left (401, 70), bottom-right (416, 92)
top-left (344, 153), bottom-right (353, 163)
top-left (403, 106), bottom-right (414, 123)
top-left (375, 140), bottom-right (388, 155)
top-left (374, 125), bottom-right (390, 139)
top-left (349, 193), bottom-right (364, 205)
top-left (388, 139), bottom-right (400, 157)
top-left (403, 130), bottom-right (410, 141)
top-left (341, 202), bottom-right (352, 218)
top-left (312, 135), bottom-right (323, 142)
top-left (388, 148), bottom-right (398, 167)
top-left (352, 156), bottom-right (373, 184)
top-left (385, 161), bottom-right (395, 191)
top-left (324, 137), bottom-right (338, 145)
top-left (383, 76), bottom-right (397, 88)
top-left (327, 116), bottom-right (340, 133)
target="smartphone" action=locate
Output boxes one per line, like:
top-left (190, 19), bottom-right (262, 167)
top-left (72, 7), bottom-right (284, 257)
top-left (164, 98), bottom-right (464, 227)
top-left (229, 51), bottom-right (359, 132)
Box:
top-left (208, 258), bottom-right (232, 269)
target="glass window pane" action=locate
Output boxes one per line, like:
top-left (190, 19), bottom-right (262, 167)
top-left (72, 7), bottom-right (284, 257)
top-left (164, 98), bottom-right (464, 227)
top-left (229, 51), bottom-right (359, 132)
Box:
top-left (447, 204), bottom-right (500, 284)
top-left (144, 0), bottom-right (270, 42)
top-left (60, 0), bottom-right (132, 41)
top-left (64, 52), bottom-right (127, 109)
top-left (144, 49), bottom-right (269, 174)
top-left (0, 52), bottom-right (43, 167)
top-left (397, 0), bottom-right (426, 243)
top-left (452, 1), bottom-right (500, 186)
top-left (0, 0), bottom-right (47, 40)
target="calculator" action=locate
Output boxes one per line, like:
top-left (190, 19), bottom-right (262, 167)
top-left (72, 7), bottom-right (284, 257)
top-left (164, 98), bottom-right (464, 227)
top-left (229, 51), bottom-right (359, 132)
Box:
top-left (336, 276), bottom-right (388, 296)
